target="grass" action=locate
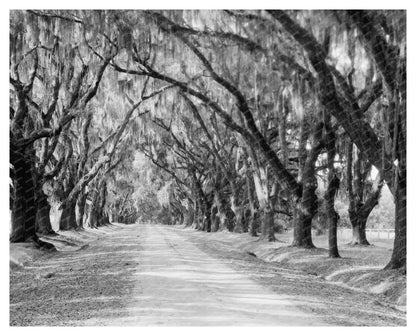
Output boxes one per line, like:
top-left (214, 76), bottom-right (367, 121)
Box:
top-left (176, 226), bottom-right (406, 310)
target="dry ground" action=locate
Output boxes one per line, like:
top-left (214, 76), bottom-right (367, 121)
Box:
top-left (9, 223), bottom-right (406, 326)
top-left (176, 226), bottom-right (406, 308)
top-left (170, 225), bottom-right (406, 325)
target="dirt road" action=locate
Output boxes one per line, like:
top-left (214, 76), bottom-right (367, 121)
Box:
top-left (10, 223), bottom-right (405, 326)
top-left (84, 223), bottom-right (325, 326)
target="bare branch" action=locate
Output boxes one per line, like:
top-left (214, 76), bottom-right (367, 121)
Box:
top-left (145, 11), bottom-right (265, 53)
top-left (27, 10), bottom-right (84, 25)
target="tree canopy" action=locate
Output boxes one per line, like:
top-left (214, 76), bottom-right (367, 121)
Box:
top-left (9, 10), bottom-right (406, 270)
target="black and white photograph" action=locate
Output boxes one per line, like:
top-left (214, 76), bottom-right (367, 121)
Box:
top-left (5, 2), bottom-right (410, 329)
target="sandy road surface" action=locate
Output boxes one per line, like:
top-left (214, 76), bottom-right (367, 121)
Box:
top-left (11, 223), bottom-right (327, 326)
top-left (82, 223), bottom-right (326, 326)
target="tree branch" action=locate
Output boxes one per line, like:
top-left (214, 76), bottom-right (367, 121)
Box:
top-left (268, 10), bottom-right (394, 187)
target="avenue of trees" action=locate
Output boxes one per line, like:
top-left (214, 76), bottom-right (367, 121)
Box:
top-left (9, 10), bottom-right (406, 270)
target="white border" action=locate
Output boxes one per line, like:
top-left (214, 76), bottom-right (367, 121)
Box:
top-left (1, 2), bottom-right (414, 335)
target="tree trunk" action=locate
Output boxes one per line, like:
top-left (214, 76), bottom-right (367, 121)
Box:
top-left (10, 142), bottom-right (37, 242)
top-left (112, 203), bottom-right (120, 223)
top-left (35, 188), bottom-right (54, 235)
top-left (260, 205), bottom-right (276, 242)
top-left (346, 142), bottom-right (383, 246)
top-left (87, 206), bottom-right (99, 228)
top-left (292, 197), bottom-right (315, 248)
top-left (203, 198), bottom-right (212, 232)
top-left (325, 125), bottom-right (341, 258)
top-left (350, 220), bottom-right (370, 245)
top-left (195, 196), bottom-right (211, 232)
top-left (214, 190), bottom-right (231, 231)
top-left (101, 211), bottom-right (111, 225)
top-left (246, 170), bottom-right (258, 237)
top-left (259, 184), bottom-right (277, 242)
top-left (325, 177), bottom-right (341, 258)
top-left (31, 153), bottom-right (55, 235)
top-left (190, 169), bottom-right (211, 232)
top-left (183, 203), bottom-right (194, 227)
top-left (292, 122), bottom-right (323, 248)
top-left (96, 181), bottom-right (108, 227)
top-left (328, 211), bottom-right (340, 258)
top-left (59, 199), bottom-right (77, 231)
top-left (211, 192), bottom-right (222, 232)
top-left (252, 167), bottom-right (273, 240)
top-left (292, 173), bottom-right (318, 248)
top-left (76, 192), bottom-right (87, 229)
top-left (248, 211), bottom-right (258, 237)
top-left (227, 180), bottom-right (242, 233)
top-left (86, 186), bottom-right (100, 228)
top-left (348, 202), bottom-right (371, 245)
top-left (210, 203), bottom-right (219, 232)
top-left (231, 196), bottom-right (243, 233)
top-left (193, 200), bottom-right (202, 230)
top-left (385, 169), bottom-right (406, 269)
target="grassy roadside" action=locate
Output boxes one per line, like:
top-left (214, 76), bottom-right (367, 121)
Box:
top-left (9, 223), bottom-right (140, 326)
top-left (10, 223), bottom-right (126, 269)
top-left (173, 226), bottom-right (406, 311)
